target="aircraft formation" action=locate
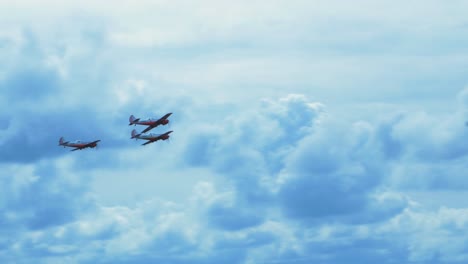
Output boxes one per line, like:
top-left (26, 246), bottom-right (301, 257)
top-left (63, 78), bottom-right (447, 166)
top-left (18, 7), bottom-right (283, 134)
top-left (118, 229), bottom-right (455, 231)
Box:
top-left (59, 113), bottom-right (173, 151)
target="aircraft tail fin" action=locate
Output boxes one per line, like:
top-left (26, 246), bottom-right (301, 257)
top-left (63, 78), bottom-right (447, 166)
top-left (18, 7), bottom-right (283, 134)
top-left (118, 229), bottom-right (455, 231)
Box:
top-left (129, 115), bottom-right (140, 125)
top-left (59, 137), bottom-right (68, 146)
top-left (131, 129), bottom-right (140, 139)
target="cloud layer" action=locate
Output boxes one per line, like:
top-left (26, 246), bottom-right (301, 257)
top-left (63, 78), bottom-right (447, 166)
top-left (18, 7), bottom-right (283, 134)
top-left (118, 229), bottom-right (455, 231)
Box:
top-left (1, 1), bottom-right (468, 263)
top-left (1, 88), bottom-right (468, 263)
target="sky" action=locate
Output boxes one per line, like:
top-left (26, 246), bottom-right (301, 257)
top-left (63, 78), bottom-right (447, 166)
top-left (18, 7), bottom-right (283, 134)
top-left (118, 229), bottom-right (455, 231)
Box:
top-left (1, 0), bottom-right (468, 263)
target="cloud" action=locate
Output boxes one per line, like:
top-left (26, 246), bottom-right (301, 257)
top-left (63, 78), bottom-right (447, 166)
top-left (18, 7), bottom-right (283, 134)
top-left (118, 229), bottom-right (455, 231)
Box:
top-left (1, 67), bottom-right (60, 102)
top-left (181, 94), bottom-right (411, 230)
top-left (207, 202), bottom-right (264, 231)
top-left (377, 88), bottom-right (468, 191)
top-left (457, 86), bottom-right (468, 122)
top-left (2, 1), bottom-right (468, 263)
top-left (0, 107), bottom-right (132, 164)
top-left (0, 158), bottom-right (93, 238)
top-left (276, 118), bottom-right (410, 224)
top-left (382, 207), bottom-right (468, 263)
top-left (190, 182), bottom-right (264, 232)
top-left (2, 90), bottom-right (468, 263)
top-left (182, 95), bottom-right (325, 220)
top-left (0, 28), bottom-right (158, 164)
top-left (3, 0), bottom-right (468, 107)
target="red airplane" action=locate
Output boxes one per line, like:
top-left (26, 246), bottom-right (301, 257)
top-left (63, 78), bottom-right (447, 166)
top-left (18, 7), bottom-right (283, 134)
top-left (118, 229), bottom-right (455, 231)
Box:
top-left (129, 113), bottom-right (172, 134)
top-left (131, 129), bottom-right (173, 146)
top-left (59, 137), bottom-right (101, 151)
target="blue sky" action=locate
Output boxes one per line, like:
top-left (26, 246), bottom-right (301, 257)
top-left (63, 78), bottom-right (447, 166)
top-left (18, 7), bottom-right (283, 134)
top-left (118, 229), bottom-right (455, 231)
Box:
top-left (1, 0), bottom-right (468, 263)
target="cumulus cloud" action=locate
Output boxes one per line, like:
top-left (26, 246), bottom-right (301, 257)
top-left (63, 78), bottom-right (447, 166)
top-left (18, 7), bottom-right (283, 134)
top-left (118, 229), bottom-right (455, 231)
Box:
top-left (0, 29), bottom-right (169, 164)
top-left (377, 88), bottom-right (468, 191)
top-left (1, 67), bottom-right (60, 102)
top-left (0, 107), bottom-right (131, 164)
top-left (2, 1), bottom-right (468, 263)
top-left (18, 164), bottom-right (90, 226)
top-left (2, 90), bottom-right (468, 263)
top-left (0, 158), bottom-right (94, 264)
top-left (276, 111), bottom-right (411, 224)
top-left (182, 94), bottom-right (409, 228)
top-left (177, 90), bottom-right (468, 262)
top-left (382, 207), bottom-right (468, 263)
top-left (3, 0), bottom-right (468, 105)
top-left (182, 95), bottom-right (326, 228)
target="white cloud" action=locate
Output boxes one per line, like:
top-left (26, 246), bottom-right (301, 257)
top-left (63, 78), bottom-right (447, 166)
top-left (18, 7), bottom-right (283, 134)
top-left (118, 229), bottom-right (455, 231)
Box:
top-left (1, 90), bottom-right (468, 263)
top-left (2, 0), bottom-right (468, 262)
top-left (382, 207), bottom-right (468, 263)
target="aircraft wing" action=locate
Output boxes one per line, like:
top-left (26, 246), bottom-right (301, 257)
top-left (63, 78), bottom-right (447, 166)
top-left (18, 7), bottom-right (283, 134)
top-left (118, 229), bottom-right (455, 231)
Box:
top-left (141, 113), bottom-right (172, 133)
top-left (162, 131), bottom-right (173, 136)
top-left (84, 140), bottom-right (101, 147)
top-left (159, 112), bottom-right (172, 121)
top-left (141, 138), bottom-right (159, 146)
top-left (70, 146), bottom-right (87, 151)
top-left (141, 124), bottom-right (157, 134)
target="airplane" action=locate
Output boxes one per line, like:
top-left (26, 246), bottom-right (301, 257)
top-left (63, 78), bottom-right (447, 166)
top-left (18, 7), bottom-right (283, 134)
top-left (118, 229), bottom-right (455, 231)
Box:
top-left (129, 113), bottom-right (172, 133)
top-left (59, 137), bottom-right (101, 151)
top-left (131, 129), bottom-right (173, 146)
